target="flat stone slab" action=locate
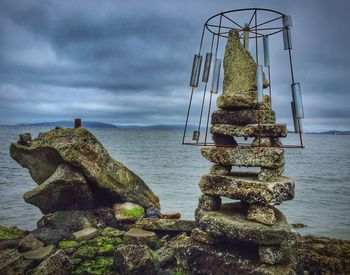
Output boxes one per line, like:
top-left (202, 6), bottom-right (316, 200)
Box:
top-left (201, 147), bottom-right (284, 168)
top-left (196, 203), bottom-right (296, 246)
top-left (211, 109), bottom-right (275, 125)
top-left (199, 172), bottom-right (294, 205)
top-left (72, 227), bottom-right (98, 241)
top-left (124, 228), bottom-right (157, 248)
top-left (21, 245), bottom-right (55, 260)
top-left (211, 124), bottom-right (287, 138)
top-left (135, 218), bottom-right (195, 232)
top-left (216, 94), bottom-right (271, 110)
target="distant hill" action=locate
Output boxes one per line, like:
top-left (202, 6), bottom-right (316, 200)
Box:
top-left (310, 130), bottom-right (350, 135)
top-left (17, 121), bottom-right (189, 130)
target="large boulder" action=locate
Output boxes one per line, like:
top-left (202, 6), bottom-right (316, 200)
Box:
top-left (10, 127), bottom-right (160, 209)
top-left (24, 164), bottom-right (93, 214)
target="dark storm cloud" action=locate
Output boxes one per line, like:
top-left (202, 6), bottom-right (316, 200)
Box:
top-left (0, 0), bottom-right (349, 131)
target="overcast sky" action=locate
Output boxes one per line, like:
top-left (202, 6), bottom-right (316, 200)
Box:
top-left (0, 0), bottom-right (349, 131)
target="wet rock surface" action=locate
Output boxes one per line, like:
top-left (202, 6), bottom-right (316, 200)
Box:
top-left (135, 218), bottom-right (195, 233)
top-left (212, 109), bottom-right (276, 125)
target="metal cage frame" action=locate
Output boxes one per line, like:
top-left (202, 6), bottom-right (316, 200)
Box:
top-left (182, 8), bottom-right (304, 148)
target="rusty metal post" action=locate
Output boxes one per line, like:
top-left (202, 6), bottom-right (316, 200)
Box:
top-left (74, 118), bottom-right (81, 128)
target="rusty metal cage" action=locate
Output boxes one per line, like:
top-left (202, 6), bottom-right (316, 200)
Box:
top-left (182, 8), bottom-right (304, 148)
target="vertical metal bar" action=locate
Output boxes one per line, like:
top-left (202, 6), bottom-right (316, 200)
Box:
top-left (205, 14), bottom-right (222, 145)
top-left (182, 25), bottom-right (206, 144)
top-left (255, 9), bottom-right (261, 146)
top-left (197, 34), bottom-right (215, 143)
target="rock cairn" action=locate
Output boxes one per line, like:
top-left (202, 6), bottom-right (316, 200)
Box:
top-left (193, 30), bottom-right (296, 269)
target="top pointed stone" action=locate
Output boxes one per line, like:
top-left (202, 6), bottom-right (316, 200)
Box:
top-left (217, 29), bottom-right (269, 110)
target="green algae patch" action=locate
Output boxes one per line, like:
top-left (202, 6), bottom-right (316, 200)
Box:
top-left (72, 256), bottom-right (114, 275)
top-left (122, 205), bottom-right (145, 219)
top-left (58, 240), bottom-right (80, 249)
top-left (148, 248), bottom-right (159, 260)
top-left (100, 227), bottom-right (125, 238)
top-left (0, 225), bottom-right (26, 240)
top-left (73, 245), bottom-right (96, 259)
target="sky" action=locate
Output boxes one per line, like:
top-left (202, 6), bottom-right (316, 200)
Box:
top-left (0, 0), bottom-right (349, 132)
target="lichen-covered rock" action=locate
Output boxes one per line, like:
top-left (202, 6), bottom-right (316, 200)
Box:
top-left (18, 234), bottom-right (44, 252)
top-left (259, 246), bottom-right (284, 265)
top-left (10, 127), bottom-right (160, 209)
top-left (247, 204), bottom-right (276, 226)
top-left (0, 225), bottom-right (27, 240)
top-left (211, 123), bottom-right (287, 138)
top-left (0, 249), bottom-right (30, 275)
top-left (199, 172), bottom-right (294, 205)
top-left (113, 244), bottom-right (156, 274)
top-left (258, 166), bottom-right (285, 182)
top-left (198, 194), bottom-right (221, 211)
top-left (73, 256), bottom-right (114, 275)
top-left (222, 29), bottom-right (268, 98)
top-left (31, 227), bottom-right (72, 245)
top-left (191, 227), bottom-right (218, 245)
top-left (217, 93), bottom-right (271, 110)
top-left (113, 202), bottom-right (145, 222)
top-left (201, 146), bottom-right (284, 168)
top-left (100, 227), bottom-right (125, 238)
top-left (210, 164), bottom-right (231, 175)
top-left (196, 203), bottom-right (296, 246)
top-left (24, 164), bottom-right (93, 214)
top-left (135, 218), bottom-right (195, 232)
top-left (212, 109), bottom-right (275, 125)
top-left (31, 250), bottom-right (73, 275)
top-left (124, 228), bottom-right (158, 249)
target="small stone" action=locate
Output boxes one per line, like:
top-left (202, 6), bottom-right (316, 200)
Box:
top-left (191, 228), bottom-right (218, 245)
top-left (259, 246), bottom-right (284, 265)
top-left (113, 202), bottom-right (145, 223)
top-left (31, 249), bottom-right (73, 275)
top-left (18, 234), bottom-right (44, 252)
top-left (160, 213), bottom-right (181, 219)
top-left (247, 204), bottom-right (276, 226)
top-left (201, 146), bottom-right (284, 169)
top-left (124, 228), bottom-right (158, 249)
top-left (113, 245), bottom-right (156, 274)
top-left (198, 194), bottom-right (221, 211)
top-left (211, 123), bottom-right (287, 138)
top-left (210, 164), bottom-right (231, 176)
top-left (135, 218), bottom-right (195, 232)
top-left (158, 234), bottom-right (170, 248)
top-left (21, 245), bottom-right (55, 260)
top-left (19, 133), bottom-right (32, 143)
top-left (146, 207), bottom-right (161, 218)
top-left (258, 166), bottom-right (285, 182)
top-left (212, 109), bottom-right (275, 125)
top-left (72, 227), bottom-right (98, 241)
top-left (251, 137), bottom-right (272, 147)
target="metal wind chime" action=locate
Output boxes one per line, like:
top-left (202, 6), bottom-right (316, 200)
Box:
top-left (182, 8), bottom-right (304, 148)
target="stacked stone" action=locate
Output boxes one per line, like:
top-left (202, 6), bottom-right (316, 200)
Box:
top-left (193, 30), bottom-right (296, 268)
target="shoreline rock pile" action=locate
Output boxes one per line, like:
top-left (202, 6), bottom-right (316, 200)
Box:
top-left (192, 29), bottom-right (297, 272)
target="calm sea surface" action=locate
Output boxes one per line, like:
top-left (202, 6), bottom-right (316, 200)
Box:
top-left (0, 126), bottom-right (349, 239)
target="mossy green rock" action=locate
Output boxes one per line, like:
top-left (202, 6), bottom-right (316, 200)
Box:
top-left (0, 225), bottom-right (26, 240)
top-left (222, 29), bottom-right (268, 99)
top-left (58, 240), bottom-right (80, 249)
top-left (73, 256), bottom-right (114, 275)
top-left (10, 127), bottom-right (160, 209)
top-left (100, 227), bottom-right (125, 238)
top-left (113, 202), bottom-right (145, 222)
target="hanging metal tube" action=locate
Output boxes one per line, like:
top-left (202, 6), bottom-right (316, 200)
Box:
top-left (283, 28), bottom-right (292, 50)
top-left (292, 83), bottom-right (304, 119)
top-left (282, 15), bottom-right (293, 28)
top-left (210, 59), bottom-right (222, 94)
top-left (189, 54), bottom-right (203, 87)
top-left (257, 65), bottom-right (263, 102)
top-left (202, 53), bottom-right (212, 83)
top-left (263, 36), bottom-right (270, 67)
top-left (291, 101), bottom-right (301, 133)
